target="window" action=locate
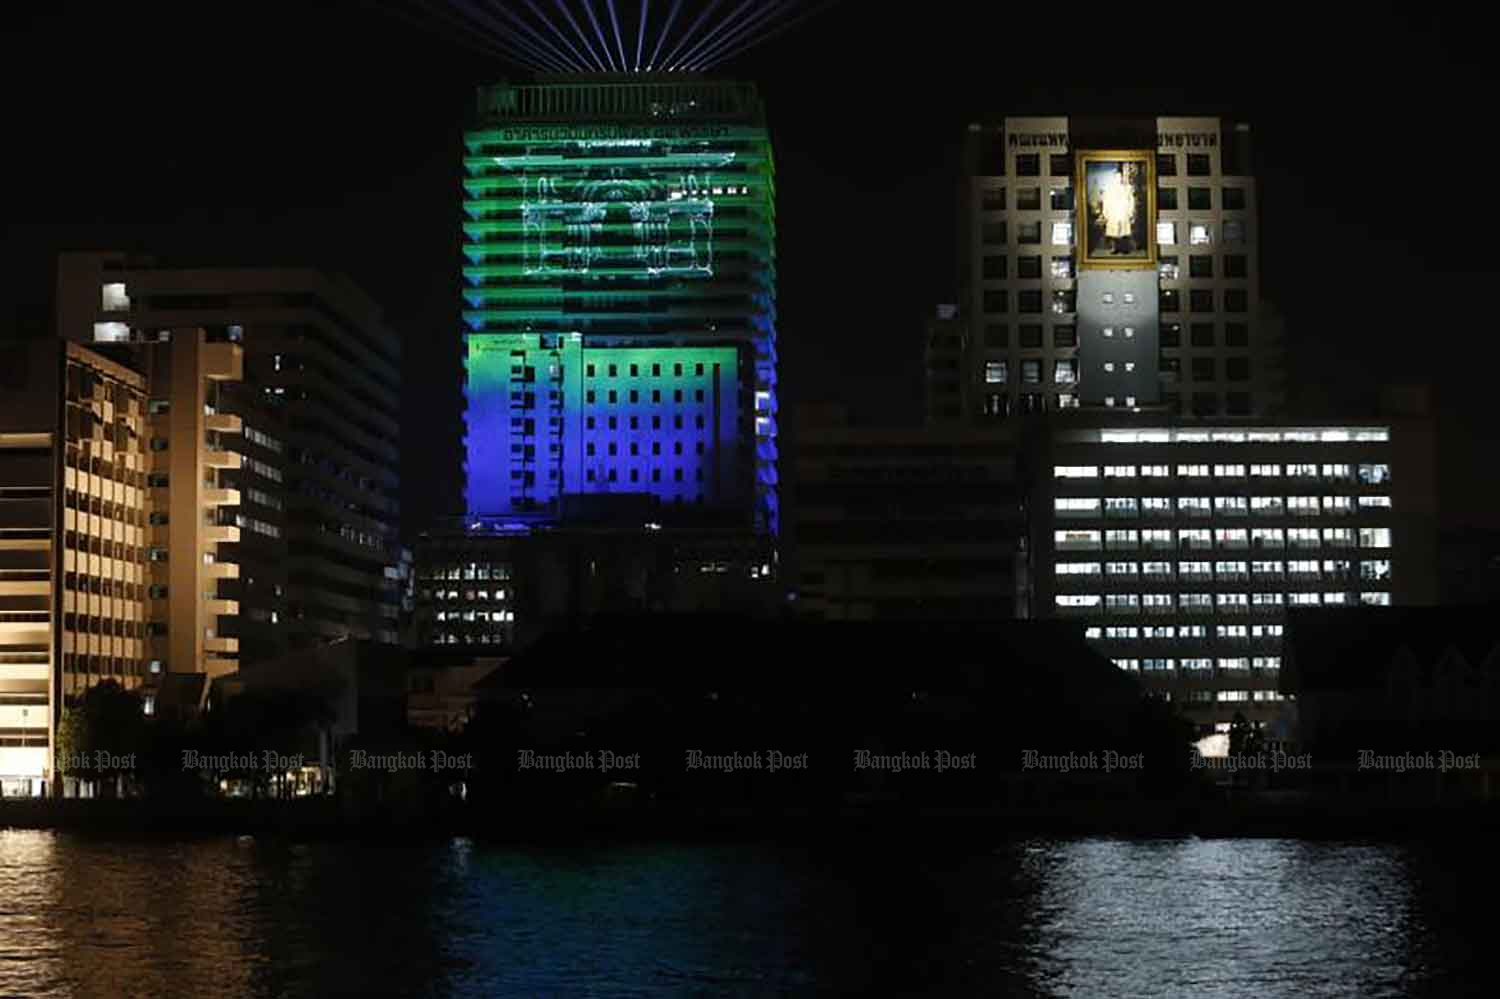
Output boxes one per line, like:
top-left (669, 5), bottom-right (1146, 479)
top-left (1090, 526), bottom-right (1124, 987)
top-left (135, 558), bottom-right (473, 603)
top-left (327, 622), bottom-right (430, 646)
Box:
top-left (1053, 324), bottom-right (1077, 347)
top-left (1160, 289), bottom-right (1180, 313)
top-left (1223, 187), bottom-right (1246, 210)
top-left (1054, 359), bottom-right (1077, 384)
top-left (982, 222), bottom-right (1008, 245)
top-left (984, 360), bottom-right (1008, 384)
top-left (1224, 289), bottom-right (1248, 313)
top-left (1358, 495), bottom-right (1392, 510)
top-left (1224, 255), bottom-right (1248, 279)
top-left (1189, 255), bottom-right (1213, 278)
top-left (1186, 154), bottom-right (1211, 176)
top-left (1018, 290), bottom-right (1042, 313)
top-left (1057, 393), bottom-right (1078, 409)
top-left (1017, 186), bottom-right (1041, 210)
top-left (1103, 465), bottom-right (1136, 479)
top-left (1361, 592), bottom-right (1392, 606)
top-left (1191, 357), bottom-right (1215, 381)
top-left (1051, 222), bottom-right (1074, 246)
top-left (1057, 561), bottom-right (1102, 575)
top-left (1014, 257), bottom-right (1043, 282)
top-left (1019, 324), bottom-right (1044, 348)
top-left (1157, 153), bottom-right (1177, 177)
top-left (1050, 187), bottom-right (1074, 211)
top-left (1055, 530), bottom-right (1102, 550)
top-left (1049, 153), bottom-right (1072, 176)
top-left (983, 290), bottom-right (1009, 314)
top-left (1157, 221), bottom-right (1177, 245)
top-left (1358, 463), bottom-right (1391, 485)
top-left (1157, 187), bottom-right (1178, 210)
top-left (1190, 322), bottom-right (1215, 347)
top-left (1188, 186), bottom-right (1213, 210)
top-left (983, 256), bottom-right (1007, 279)
top-left (1054, 465), bottom-right (1099, 478)
top-left (1189, 223), bottom-right (1212, 245)
top-left (1159, 255), bottom-right (1180, 280)
top-left (1141, 464), bottom-right (1169, 478)
top-left (1360, 527), bottom-right (1393, 549)
top-left (1189, 289), bottom-right (1214, 313)
top-left (1051, 289), bottom-right (1075, 314)
top-left (1223, 220), bottom-right (1246, 244)
top-left (982, 187), bottom-right (1005, 211)
top-left (984, 324), bottom-right (1009, 348)
top-left (1018, 221), bottom-right (1042, 244)
top-left (1105, 530), bottom-right (1140, 550)
top-left (1021, 359), bottom-right (1042, 384)
top-left (1016, 153), bottom-right (1040, 176)
top-left (1160, 323), bottom-right (1181, 347)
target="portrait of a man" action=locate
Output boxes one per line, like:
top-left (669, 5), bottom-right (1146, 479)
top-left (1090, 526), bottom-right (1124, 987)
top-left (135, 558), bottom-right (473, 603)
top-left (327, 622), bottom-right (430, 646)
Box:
top-left (1078, 152), bottom-right (1155, 268)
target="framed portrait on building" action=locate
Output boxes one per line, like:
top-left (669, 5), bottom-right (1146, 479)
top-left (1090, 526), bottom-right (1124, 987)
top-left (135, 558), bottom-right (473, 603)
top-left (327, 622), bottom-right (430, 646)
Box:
top-left (1076, 151), bottom-right (1156, 269)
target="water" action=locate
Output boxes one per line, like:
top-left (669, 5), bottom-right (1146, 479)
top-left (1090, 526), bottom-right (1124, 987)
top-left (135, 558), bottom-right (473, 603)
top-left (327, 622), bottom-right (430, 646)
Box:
top-left (0, 831), bottom-right (1494, 998)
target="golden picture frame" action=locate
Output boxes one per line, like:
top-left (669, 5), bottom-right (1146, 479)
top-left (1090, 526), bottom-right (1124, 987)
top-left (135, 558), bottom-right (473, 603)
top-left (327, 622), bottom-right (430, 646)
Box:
top-left (1076, 150), bottom-right (1157, 270)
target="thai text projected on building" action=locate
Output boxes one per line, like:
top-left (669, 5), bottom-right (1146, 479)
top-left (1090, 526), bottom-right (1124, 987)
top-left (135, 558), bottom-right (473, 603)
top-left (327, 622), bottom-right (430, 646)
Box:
top-left (1078, 151), bottom-right (1156, 269)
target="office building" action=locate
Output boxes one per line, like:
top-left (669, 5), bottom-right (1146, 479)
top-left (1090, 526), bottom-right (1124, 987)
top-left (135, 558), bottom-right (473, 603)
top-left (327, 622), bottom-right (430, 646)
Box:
top-left (793, 406), bottom-right (1026, 621)
top-left (56, 252), bottom-right (402, 656)
top-left (943, 115), bottom-right (1286, 423)
top-left (461, 78), bottom-right (778, 534)
top-left (1030, 415), bottom-right (1437, 749)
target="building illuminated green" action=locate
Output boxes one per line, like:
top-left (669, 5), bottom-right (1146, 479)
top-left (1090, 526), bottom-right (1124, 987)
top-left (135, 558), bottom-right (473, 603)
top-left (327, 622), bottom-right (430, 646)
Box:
top-left (462, 79), bottom-right (777, 532)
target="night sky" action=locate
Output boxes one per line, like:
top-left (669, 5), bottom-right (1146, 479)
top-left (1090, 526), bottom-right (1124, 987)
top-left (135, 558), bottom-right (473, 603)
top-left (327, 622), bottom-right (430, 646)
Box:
top-left (5, 2), bottom-right (1498, 537)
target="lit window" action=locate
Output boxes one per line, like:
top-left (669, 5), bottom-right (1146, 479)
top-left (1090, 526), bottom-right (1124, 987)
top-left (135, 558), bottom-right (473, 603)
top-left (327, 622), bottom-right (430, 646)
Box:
top-left (1359, 528), bottom-right (1393, 549)
top-left (1103, 465), bottom-right (1136, 478)
top-left (1051, 222), bottom-right (1073, 246)
top-left (1157, 221), bottom-right (1176, 245)
top-left (101, 283), bottom-right (130, 311)
top-left (1360, 592), bottom-right (1391, 606)
top-left (1053, 465), bottom-right (1099, 479)
top-left (984, 360), bottom-right (1007, 384)
top-left (1189, 223), bottom-right (1211, 245)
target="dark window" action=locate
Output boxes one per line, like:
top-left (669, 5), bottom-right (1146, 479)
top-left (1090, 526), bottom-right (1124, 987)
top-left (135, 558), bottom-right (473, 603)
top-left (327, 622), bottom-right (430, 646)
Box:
top-left (1021, 359), bottom-right (1042, 384)
top-left (1223, 220), bottom-right (1247, 244)
top-left (1191, 357), bottom-right (1216, 381)
top-left (1157, 187), bottom-right (1178, 210)
top-left (1018, 221), bottom-right (1042, 244)
top-left (983, 256), bottom-right (1007, 279)
top-left (1190, 323), bottom-right (1215, 347)
top-left (1226, 392), bottom-right (1252, 415)
top-left (1019, 324), bottom-right (1044, 349)
top-left (982, 222), bottom-right (1008, 245)
top-left (983, 291), bottom-right (1009, 314)
top-left (1224, 254), bottom-right (1248, 278)
top-left (1225, 322), bottom-right (1250, 347)
top-left (1017, 186), bottom-right (1041, 210)
top-left (1157, 153), bottom-right (1177, 177)
top-left (1016, 153), bottom-right (1040, 176)
top-left (1189, 289), bottom-right (1214, 312)
top-left (1017, 255), bottom-right (1042, 279)
top-left (981, 188), bottom-right (1005, 211)
top-left (1049, 153), bottom-right (1072, 176)
top-left (1189, 255), bottom-right (1213, 278)
top-left (1018, 290), bottom-right (1043, 313)
top-left (1226, 357), bottom-right (1251, 382)
top-left (1160, 289), bottom-right (1180, 313)
top-left (1191, 391), bottom-right (1217, 415)
top-left (984, 324), bottom-right (1009, 348)
top-left (1160, 323), bottom-right (1182, 348)
top-left (1186, 154), bottom-right (1212, 176)
top-left (1050, 187), bottom-right (1074, 211)
top-left (1223, 187), bottom-right (1246, 210)
top-left (1160, 356), bottom-right (1181, 378)
top-left (1053, 325), bottom-right (1077, 347)
top-left (1187, 187), bottom-right (1212, 210)
top-left (1224, 289), bottom-right (1249, 313)
top-left (1051, 289), bottom-right (1075, 315)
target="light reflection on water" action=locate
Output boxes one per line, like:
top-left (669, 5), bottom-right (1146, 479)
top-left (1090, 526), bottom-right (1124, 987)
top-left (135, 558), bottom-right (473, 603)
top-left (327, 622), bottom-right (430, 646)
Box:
top-left (0, 831), bottom-right (1493, 998)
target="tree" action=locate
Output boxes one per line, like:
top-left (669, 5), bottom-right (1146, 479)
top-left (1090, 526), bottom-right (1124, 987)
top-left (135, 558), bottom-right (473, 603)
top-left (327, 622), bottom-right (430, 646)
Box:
top-left (1227, 711), bottom-right (1264, 758)
top-left (54, 680), bottom-right (146, 797)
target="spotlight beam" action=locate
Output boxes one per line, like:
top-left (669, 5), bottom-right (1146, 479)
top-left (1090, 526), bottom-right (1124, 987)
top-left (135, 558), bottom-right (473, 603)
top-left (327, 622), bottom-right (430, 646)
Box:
top-left (522, 0), bottom-right (594, 73)
top-left (682, 0), bottom-right (792, 70)
top-left (580, 0), bottom-right (619, 71)
top-left (646, 0), bottom-right (684, 71)
top-left (676, 0), bottom-right (787, 70)
top-left (605, 0), bottom-right (630, 75)
top-left (382, 1), bottom-right (543, 69)
top-left (457, 2), bottom-right (573, 72)
top-left (428, 1), bottom-right (562, 71)
top-left (657, 0), bottom-right (727, 73)
top-left (553, 0), bottom-right (610, 72)
top-left (481, 0), bottom-right (588, 73)
top-left (668, 0), bottom-right (761, 71)
top-left (708, 0), bottom-right (844, 68)
top-left (634, 0), bottom-right (648, 71)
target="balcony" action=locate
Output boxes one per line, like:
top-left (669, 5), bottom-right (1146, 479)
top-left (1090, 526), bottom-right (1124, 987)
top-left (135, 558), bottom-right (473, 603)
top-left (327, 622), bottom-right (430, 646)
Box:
top-left (205, 448), bottom-right (242, 469)
top-left (204, 487), bottom-right (241, 507)
top-left (205, 412), bottom-right (242, 434)
top-left (204, 560), bottom-right (239, 580)
top-left (202, 342), bottom-right (243, 380)
top-left (204, 524), bottom-right (241, 545)
top-left (204, 598), bottom-right (239, 616)
top-left (204, 635), bottom-right (239, 654)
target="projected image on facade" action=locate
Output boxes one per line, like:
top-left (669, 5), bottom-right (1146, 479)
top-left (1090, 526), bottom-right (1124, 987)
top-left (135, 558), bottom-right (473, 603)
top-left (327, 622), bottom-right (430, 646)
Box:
top-left (1078, 151), bottom-right (1156, 269)
top-left (463, 83), bottom-right (779, 533)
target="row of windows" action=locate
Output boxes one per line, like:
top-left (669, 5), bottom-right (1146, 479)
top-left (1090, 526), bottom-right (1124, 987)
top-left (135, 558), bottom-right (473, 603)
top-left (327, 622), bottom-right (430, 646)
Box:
top-left (1055, 528), bottom-right (1394, 549)
top-left (422, 588), bottom-right (509, 601)
top-left (983, 322), bottom-right (1253, 350)
top-left (981, 287), bottom-right (1250, 316)
top-left (1058, 591), bottom-right (1393, 609)
top-left (1054, 496), bottom-right (1393, 516)
top-left (585, 362), bottom-right (709, 379)
top-left (1057, 559), bottom-right (1392, 580)
top-left (981, 220), bottom-right (1247, 248)
top-left (987, 357), bottom-right (1254, 385)
top-left (983, 184), bottom-right (1246, 213)
top-left (422, 563), bottom-right (513, 582)
top-left (984, 254), bottom-right (1249, 282)
top-left (433, 610), bottom-right (514, 623)
top-left (1055, 463), bottom-right (1389, 482)
top-left (1003, 152), bottom-right (1218, 179)
top-left (585, 388), bottom-right (709, 404)
top-left (1097, 625), bottom-right (1285, 640)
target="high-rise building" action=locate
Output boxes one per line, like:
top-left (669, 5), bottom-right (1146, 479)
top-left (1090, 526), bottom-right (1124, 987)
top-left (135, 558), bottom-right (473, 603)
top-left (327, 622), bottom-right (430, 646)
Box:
top-left (943, 115), bottom-right (1286, 423)
top-left (0, 339), bottom-right (151, 795)
top-left (56, 253), bottom-right (402, 656)
top-left (461, 78), bottom-right (778, 535)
